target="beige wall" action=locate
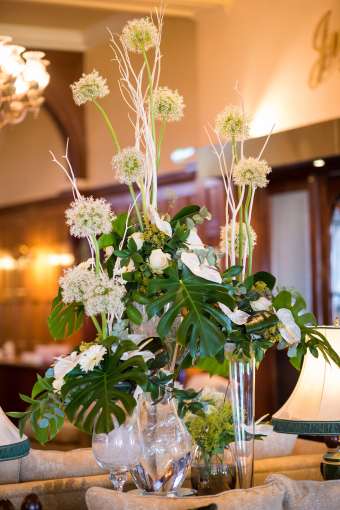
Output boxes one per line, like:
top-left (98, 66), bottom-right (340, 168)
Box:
top-left (84, 16), bottom-right (198, 187)
top-left (196, 0), bottom-right (340, 143)
top-left (0, 108), bottom-right (67, 207)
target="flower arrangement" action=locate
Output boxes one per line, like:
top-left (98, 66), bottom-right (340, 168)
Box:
top-left (10, 9), bottom-right (340, 446)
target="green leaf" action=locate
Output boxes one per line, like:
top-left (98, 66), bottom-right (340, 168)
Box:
top-left (98, 233), bottom-right (115, 249)
top-left (48, 289), bottom-right (84, 340)
top-left (273, 290), bottom-right (292, 310)
top-left (147, 266), bottom-right (233, 357)
top-left (223, 266), bottom-right (243, 279)
top-left (196, 356), bottom-right (229, 377)
top-left (62, 342), bottom-right (147, 434)
top-left (126, 304), bottom-right (143, 325)
top-left (113, 212), bottom-right (129, 237)
top-left (171, 205), bottom-right (201, 224)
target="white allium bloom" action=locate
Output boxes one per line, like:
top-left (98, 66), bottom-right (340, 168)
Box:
top-left (121, 17), bottom-right (158, 53)
top-left (233, 157), bottom-right (271, 188)
top-left (276, 308), bottom-right (301, 346)
top-left (83, 273), bottom-right (126, 318)
top-left (70, 70), bottom-right (109, 106)
top-left (130, 232), bottom-right (144, 250)
top-left (54, 351), bottom-right (80, 380)
top-left (149, 249), bottom-right (171, 274)
top-left (65, 196), bottom-right (114, 238)
top-left (79, 344), bottom-right (107, 373)
top-left (59, 259), bottom-right (95, 304)
top-left (215, 104), bottom-right (249, 141)
top-left (220, 222), bottom-right (257, 255)
top-left (218, 302), bottom-right (250, 325)
top-left (181, 252), bottom-right (222, 283)
top-left (152, 87), bottom-right (185, 123)
top-left (250, 296), bottom-right (272, 312)
top-left (112, 147), bottom-right (145, 185)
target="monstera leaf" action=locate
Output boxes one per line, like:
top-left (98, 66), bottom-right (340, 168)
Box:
top-left (147, 266), bottom-right (235, 358)
top-left (48, 289), bottom-right (84, 340)
top-left (9, 342), bottom-right (148, 442)
top-left (61, 341), bottom-right (147, 434)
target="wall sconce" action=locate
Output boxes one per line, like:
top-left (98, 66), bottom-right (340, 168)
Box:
top-left (0, 254), bottom-right (17, 271)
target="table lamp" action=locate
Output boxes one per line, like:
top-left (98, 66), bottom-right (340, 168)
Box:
top-left (272, 325), bottom-right (340, 480)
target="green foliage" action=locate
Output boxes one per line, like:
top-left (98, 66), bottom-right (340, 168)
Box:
top-left (147, 266), bottom-right (235, 358)
top-left (170, 205), bottom-right (201, 225)
top-left (185, 401), bottom-right (234, 459)
top-left (61, 341), bottom-right (147, 434)
top-left (48, 289), bottom-right (84, 340)
top-left (8, 375), bottom-right (64, 444)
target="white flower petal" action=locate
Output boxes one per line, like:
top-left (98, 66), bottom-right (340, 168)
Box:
top-left (250, 297), bottom-right (272, 312)
top-left (276, 308), bottom-right (301, 346)
top-left (181, 252), bottom-right (222, 283)
top-left (185, 228), bottom-right (204, 250)
top-left (218, 302), bottom-right (250, 325)
top-left (148, 206), bottom-right (172, 237)
top-left (54, 351), bottom-right (79, 380)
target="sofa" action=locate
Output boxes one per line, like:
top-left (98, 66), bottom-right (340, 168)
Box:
top-left (0, 437), bottom-right (327, 509)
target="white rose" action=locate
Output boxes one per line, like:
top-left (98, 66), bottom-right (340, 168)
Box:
top-left (149, 249), bottom-right (171, 274)
top-left (130, 232), bottom-right (144, 250)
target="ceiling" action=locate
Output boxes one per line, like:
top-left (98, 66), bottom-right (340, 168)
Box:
top-left (2, 0), bottom-right (232, 20)
top-left (0, 0), bottom-right (232, 51)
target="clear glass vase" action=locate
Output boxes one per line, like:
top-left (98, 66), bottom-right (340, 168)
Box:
top-left (191, 446), bottom-right (236, 495)
top-left (228, 353), bottom-right (255, 489)
top-left (130, 388), bottom-right (192, 495)
top-left (92, 419), bottom-right (140, 491)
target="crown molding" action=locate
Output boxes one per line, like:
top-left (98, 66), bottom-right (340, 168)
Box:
top-left (0, 23), bottom-right (86, 51)
top-left (14, 0), bottom-right (231, 18)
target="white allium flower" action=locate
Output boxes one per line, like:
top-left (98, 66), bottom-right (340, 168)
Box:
top-left (112, 147), bottom-right (145, 185)
top-left (215, 104), bottom-right (249, 140)
top-left (151, 87), bottom-right (185, 123)
top-left (70, 70), bottom-right (109, 106)
top-left (59, 259), bottom-right (96, 304)
top-left (83, 273), bottom-right (126, 318)
top-left (79, 344), bottom-right (107, 373)
top-left (121, 17), bottom-right (158, 53)
top-left (220, 222), bottom-right (257, 255)
top-left (65, 196), bottom-right (114, 238)
top-left (233, 157), bottom-right (271, 188)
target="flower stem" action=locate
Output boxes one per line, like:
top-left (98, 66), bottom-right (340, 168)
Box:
top-left (244, 186), bottom-right (253, 276)
top-left (93, 99), bottom-right (120, 153)
top-left (93, 100), bottom-right (143, 229)
top-left (143, 50), bottom-right (157, 208)
top-left (91, 315), bottom-right (102, 335)
top-left (128, 184), bottom-right (144, 231)
top-left (157, 121), bottom-right (166, 169)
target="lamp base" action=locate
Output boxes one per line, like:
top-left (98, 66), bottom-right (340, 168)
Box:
top-left (321, 448), bottom-right (340, 480)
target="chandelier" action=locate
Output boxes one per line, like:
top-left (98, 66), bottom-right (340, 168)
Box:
top-left (0, 36), bottom-right (50, 129)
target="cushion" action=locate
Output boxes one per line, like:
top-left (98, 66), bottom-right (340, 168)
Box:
top-left (0, 448), bottom-right (102, 485)
top-left (0, 474), bottom-right (111, 510)
top-left (86, 482), bottom-right (285, 510)
top-left (254, 433), bottom-right (297, 460)
top-left (254, 453), bottom-right (323, 486)
top-left (267, 474), bottom-right (340, 510)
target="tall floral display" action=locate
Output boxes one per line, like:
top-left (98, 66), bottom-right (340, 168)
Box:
top-left (10, 8), bottom-right (340, 495)
top-left (207, 100), bottom-right (340, 487)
